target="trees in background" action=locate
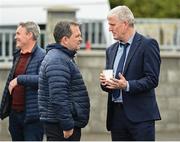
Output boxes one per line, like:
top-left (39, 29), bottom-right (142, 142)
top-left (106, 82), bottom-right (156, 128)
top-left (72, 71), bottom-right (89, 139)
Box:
top-left (109, 0), bottom-right (180, 18)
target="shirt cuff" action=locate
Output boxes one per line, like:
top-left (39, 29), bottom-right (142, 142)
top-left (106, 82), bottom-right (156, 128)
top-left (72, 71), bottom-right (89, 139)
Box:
top-left (125, 81), bottom-right (130, 92)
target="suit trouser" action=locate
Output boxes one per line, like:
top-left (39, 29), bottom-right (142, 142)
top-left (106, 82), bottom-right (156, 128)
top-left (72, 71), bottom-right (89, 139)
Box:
top-left (111, 103), bottom-right (155, 141)
top-left (43, 122), bottom-right (81, 141)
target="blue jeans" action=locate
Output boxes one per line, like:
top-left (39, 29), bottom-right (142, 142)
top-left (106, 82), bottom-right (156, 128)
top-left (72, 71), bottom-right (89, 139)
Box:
top-left (9, 110), bottom-right (44, 141)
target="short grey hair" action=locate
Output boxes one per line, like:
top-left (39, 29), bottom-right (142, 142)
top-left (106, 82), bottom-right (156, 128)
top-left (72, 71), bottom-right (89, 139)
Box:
top-left (108, 5), bottom-right (135, 27)
top-left (18, 21), bottom-right (40, 40)
top-left (53, 21), bottom-right (80, 43)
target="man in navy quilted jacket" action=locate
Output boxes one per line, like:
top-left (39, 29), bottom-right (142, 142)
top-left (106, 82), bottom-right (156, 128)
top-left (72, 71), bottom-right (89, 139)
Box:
top-left (0, 21), bottom-right (45, 141)
top-left (38, 21), bottom-right (90, 141)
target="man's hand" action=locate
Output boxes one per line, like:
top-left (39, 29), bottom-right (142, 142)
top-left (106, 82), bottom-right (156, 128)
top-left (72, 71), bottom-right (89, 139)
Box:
top-left (99, 72), bottom-right (107, 86)
top-left (106, 73), bottom-right (127, 90)
top-left (8, 78), bottom-right (18, 95)
top-left (63, 129), bottom-right (74, 139)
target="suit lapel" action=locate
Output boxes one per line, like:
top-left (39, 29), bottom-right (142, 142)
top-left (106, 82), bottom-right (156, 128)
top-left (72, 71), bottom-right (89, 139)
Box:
top-left (123, 32), bottom-right (142, 74)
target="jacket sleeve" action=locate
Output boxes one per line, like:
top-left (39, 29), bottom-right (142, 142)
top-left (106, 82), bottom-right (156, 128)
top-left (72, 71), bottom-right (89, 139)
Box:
top-left (17, 61), bottom-right (41, 88)
top-left (17, 74), bottom-right (39, 87)
top-left (17, 51), bottom-right (45, 88)
top-left (46, 59), bottom-right (74, 130)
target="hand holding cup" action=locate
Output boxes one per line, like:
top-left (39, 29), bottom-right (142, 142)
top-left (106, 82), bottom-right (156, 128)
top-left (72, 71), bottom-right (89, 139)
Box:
top-left (103, 69), bottom-right (113, 81)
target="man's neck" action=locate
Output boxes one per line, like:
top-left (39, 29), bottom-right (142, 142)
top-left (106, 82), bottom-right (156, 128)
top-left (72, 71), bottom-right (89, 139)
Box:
top-left (123, 28), bottom-right (135, 43)
top-left (20, 42), bottom-right (36, 54)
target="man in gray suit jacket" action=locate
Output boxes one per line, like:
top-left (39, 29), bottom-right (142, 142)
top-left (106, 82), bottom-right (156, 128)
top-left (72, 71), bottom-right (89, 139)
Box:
top-left (100, 5), bottom-right (161, 141)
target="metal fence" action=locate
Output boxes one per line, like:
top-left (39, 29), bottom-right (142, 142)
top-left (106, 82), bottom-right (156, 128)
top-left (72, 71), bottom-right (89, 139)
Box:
top-left (1, 19), bottom-right (180, 68)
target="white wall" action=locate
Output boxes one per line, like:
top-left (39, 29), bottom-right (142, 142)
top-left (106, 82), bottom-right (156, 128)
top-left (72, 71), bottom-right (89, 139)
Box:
top-left (0, 0), bottom-right (110, 25)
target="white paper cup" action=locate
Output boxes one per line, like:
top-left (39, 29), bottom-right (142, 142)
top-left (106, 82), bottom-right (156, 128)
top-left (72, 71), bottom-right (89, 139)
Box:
top-left (103, 69), bottom-right (113, 81)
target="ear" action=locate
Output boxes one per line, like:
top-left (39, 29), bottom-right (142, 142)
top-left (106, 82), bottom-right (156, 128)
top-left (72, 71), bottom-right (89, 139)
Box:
top-left (27, 32), bottom-right (33, 40)
top-left (123, 21), bottom-right (129, 31)
top-left (61, 36), bottom-right (69, 45)
top-left (61, 36), bottom-right (68, 45)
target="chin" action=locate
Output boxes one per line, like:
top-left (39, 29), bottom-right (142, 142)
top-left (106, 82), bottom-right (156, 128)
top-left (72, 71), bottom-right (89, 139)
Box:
top-left (112, 35), bottom-right (117, 39)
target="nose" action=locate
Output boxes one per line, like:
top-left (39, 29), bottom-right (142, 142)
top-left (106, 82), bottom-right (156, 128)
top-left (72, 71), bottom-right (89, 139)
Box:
top-left (109, 26), bottom-right (112, 32)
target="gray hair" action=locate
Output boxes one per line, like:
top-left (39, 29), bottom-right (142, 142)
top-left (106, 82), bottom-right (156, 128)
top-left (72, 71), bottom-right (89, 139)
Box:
top-left (18, 21), bottom-right (40, 40)
top-left (53, 21), bottom-right (80, 43)
top-left (108, 5), bottom-right (135, 27)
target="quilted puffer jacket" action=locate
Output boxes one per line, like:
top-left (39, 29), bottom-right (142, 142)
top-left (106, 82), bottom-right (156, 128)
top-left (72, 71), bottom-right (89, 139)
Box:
top-left (0, 44), bottom-right (45, 122)
top-left (38, 43), bottom-right (90, 130)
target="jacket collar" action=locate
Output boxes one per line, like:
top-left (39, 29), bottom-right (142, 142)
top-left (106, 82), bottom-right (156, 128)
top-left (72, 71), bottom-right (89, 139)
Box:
top-left (46, 43), bottom-right (76, 58)
top-left (123, 32), bottom-right (142, 74)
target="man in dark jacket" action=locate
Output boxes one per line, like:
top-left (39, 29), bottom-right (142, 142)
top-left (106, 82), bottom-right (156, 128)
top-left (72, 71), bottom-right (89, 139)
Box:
top-left (38, 21), bottom-right (90, 141)
top-left (0, 21), bottom-right (45, 141)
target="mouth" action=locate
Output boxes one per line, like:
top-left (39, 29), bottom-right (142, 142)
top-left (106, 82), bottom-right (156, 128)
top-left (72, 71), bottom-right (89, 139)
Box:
top-left (78, 42), bottom-right (81, 46)
top-left (112, 32), bottom-right (116, 35)
top-left (15, 39), bottom-right (20, 43)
